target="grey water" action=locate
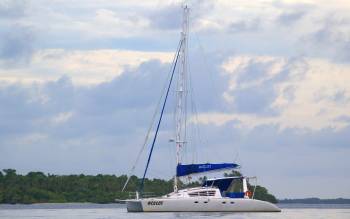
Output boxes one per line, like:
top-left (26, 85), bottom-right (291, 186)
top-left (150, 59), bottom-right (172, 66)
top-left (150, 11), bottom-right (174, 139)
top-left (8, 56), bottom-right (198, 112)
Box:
top-left (1, 203), bottom-right (350, 219)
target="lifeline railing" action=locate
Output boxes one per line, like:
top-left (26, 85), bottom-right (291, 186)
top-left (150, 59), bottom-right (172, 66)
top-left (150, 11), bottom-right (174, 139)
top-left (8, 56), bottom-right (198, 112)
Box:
top-left (128, 192), bottom-right (157, 199)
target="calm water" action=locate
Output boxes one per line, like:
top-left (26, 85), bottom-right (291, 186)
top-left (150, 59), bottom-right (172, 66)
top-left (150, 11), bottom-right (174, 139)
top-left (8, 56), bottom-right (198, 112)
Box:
top-left (1, 203), bottom-right (350, 219)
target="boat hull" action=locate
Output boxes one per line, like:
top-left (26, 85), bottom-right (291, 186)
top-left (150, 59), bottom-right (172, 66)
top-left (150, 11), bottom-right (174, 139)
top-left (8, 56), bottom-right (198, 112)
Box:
top-left (127, 198), bottom-right (281, 212)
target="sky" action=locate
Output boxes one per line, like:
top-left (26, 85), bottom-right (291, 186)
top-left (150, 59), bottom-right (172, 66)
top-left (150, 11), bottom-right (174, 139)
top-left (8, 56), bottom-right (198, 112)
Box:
top-left (0, 0), bottom-right (350, 199)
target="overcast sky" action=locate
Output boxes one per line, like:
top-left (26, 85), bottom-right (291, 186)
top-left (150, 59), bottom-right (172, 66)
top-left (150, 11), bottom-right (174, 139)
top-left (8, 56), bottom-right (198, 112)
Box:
top-left (1, 0), bottom-right (350, 199)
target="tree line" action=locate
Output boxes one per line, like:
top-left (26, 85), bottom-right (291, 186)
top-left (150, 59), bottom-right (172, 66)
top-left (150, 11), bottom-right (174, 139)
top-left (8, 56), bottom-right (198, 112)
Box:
top-left (279, 198), bottom-right (350, 204)
top-left (0, 169), bottom-right (277, 204)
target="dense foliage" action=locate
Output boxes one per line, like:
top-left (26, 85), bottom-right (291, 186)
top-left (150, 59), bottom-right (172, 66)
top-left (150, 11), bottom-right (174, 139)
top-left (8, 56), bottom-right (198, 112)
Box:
top-left (0, 169), bottom-right (277, 204)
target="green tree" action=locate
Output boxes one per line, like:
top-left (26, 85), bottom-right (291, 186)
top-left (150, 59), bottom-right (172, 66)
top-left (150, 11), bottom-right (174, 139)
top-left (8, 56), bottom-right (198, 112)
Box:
top-left (0, 169), bottom-right (278, 204)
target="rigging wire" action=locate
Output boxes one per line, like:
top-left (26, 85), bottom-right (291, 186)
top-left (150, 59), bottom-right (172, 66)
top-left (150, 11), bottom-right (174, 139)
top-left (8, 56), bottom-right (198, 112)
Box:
top-left (139, 38), bottom-right (184, 194)
top-left (187, 59), bottom-right (200, 164)
top-left (122, 39), bottom-right (184, 192)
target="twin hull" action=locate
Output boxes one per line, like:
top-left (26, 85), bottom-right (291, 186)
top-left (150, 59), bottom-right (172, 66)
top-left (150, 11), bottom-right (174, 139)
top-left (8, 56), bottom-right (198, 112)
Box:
top-left (127, 198), bottom-right (281, 212)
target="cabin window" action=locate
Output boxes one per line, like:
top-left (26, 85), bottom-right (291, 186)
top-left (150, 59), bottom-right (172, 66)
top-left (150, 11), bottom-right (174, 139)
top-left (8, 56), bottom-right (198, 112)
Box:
top-left (189, 190), bottom-right (216, 197)
top-left (204, 201), bottom-right (208, 203)
top-left (222, 201), bottom-right (226, 204)
top-left (194, 201), bottom-right (198, 203)
top-left (230, 201), bottom-right (235, 204)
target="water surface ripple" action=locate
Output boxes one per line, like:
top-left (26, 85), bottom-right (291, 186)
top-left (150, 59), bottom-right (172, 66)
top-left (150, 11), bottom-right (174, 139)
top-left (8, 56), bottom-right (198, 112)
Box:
top-left (1, 203), bottom-right (349, 219)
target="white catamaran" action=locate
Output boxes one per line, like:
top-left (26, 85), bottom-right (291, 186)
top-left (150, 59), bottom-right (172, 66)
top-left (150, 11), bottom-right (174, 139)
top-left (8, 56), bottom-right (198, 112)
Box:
top-left (125, 6), bottom-right (280, 212)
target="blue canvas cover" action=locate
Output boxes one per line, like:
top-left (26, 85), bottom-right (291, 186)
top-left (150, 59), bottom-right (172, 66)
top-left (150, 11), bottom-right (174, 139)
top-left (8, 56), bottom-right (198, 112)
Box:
top-left (225, 192), bottom-right (245, 198)
top-left (176, 163), bottom-right (239, 177)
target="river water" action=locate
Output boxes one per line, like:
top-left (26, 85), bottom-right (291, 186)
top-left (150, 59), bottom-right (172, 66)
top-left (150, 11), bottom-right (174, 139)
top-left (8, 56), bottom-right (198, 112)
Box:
top-left (1, 203), bottom-right (349, 219)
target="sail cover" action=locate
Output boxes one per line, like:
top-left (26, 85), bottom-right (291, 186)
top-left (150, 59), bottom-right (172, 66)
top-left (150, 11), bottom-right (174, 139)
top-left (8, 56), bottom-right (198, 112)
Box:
top-left (176, 163), bottom-right (239, 177)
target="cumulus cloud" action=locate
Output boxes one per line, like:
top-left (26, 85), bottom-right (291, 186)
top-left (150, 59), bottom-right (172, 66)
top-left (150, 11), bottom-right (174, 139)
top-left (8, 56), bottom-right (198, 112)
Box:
top-left (273, 1), bottom-right (314, 25)
top-left (0, 0), bottom-right (35, 66)
top-left (0, 25), bottom-right (36, 66)
top-left (278, 11), bottom-right (307, 25)
top-left (0, 59), bottom-right (174, 174)
top-left (196, 55), bottom-right (350, 131)
top-left (75, 8), bottom-right (150, 38)
top-left (0, 49), bottom-right (173, 84)
top-left (305, 16), bottom-right (350, 62)
top-left (146, 4), bottom-right (182, 30)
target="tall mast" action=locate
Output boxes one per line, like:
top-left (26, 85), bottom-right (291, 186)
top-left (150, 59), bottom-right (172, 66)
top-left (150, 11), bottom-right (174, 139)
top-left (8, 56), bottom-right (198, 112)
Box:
top-left (174, 5), bottom-right (189, 192)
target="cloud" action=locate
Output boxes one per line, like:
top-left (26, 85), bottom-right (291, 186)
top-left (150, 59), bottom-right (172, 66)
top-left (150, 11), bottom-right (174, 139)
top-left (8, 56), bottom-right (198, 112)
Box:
top-left (0, 0), bottom-right (27, 18)
top-left (305, 16), bottom-right (350, 62)
top-left (221, 56), bottom-right (292, 115)
top-left (229, 19), bottom-right (261, 33)
top-left (0, 1), bottom-right (34, 66)
top-left (272, 1), bottom-right (314, 25)
top-left (145, 1), bottom-right (214, 31)
top-left (197, 55), bottom-right (350, 131)
top-left (51, 111), bottom-right (74, 125)
top-left (0, 58), bottom-right (178, 140)
top-left (0, 59), bottom-right (173, 174)
top-left (80, 8), bottom-right (150, 38)
top-left (277, 11), bottom-right (307, 25)
top-left (0, 49), bottom-right (173, 84)
top-left (146, 4), bottom-right (182, 30)
top-left (0, 25), bottom-right (36, 66)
